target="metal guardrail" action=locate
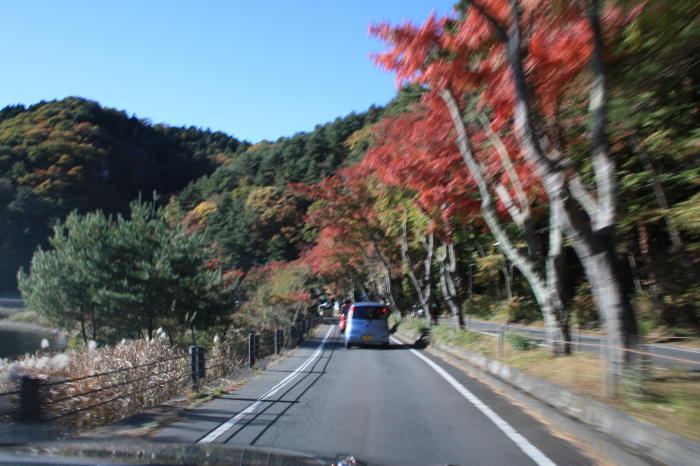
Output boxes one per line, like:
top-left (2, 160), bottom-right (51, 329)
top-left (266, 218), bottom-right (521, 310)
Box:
top-left (444, 318), bottom-right (699, 368)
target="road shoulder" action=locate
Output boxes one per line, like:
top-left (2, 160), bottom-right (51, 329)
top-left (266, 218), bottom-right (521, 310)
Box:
top-left (392, 330), bottom-right (666, 466)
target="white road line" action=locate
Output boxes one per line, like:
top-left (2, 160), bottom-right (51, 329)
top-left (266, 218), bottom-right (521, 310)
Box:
top-left (197, 325), bottom-right (335, 444)
top-left (647, 344), bottom-right (700, 355)
top-left (392, 336), bottom-right (556, 466)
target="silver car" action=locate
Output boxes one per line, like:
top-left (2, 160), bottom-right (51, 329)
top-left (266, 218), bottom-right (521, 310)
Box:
top-left (344, 302), bottom-right (390, 348)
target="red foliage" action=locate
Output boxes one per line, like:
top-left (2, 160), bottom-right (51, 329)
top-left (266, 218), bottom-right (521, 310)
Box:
top-left (222, 269), bottom-right (245, 286)
top-left (300, 226), bottom-right (364, 279)
top-left (361, 102), bottom-right (480, 230)
top-left (366, 0), bottom-right (642, 234)
top-left (370, 0), bottom-right (638, 128)
top-left (291, 163), bottom-right (397, 279)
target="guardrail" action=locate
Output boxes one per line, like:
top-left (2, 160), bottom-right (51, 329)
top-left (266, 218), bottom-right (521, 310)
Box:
top-left (486, 326), bottom-right (699, 367)
top-left (0, 317), bottom-right (322, 428)
top-left (447, 322), bottom-right (697, 399)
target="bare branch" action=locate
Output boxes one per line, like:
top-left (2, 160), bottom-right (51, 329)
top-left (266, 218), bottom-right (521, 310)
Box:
top-left (479, 115), bottom-right (530, 217)
top-left (495, 183), bottom-right (525, 226)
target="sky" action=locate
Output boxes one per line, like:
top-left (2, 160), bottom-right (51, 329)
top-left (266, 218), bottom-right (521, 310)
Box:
top-left (0, 0), bottom-right (456, 143)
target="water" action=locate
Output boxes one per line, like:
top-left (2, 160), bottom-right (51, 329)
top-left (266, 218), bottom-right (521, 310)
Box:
top-left (0, 326), bottom-right (59, 360)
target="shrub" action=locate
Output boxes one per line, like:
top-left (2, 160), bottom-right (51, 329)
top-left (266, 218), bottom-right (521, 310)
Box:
top-left (505, 332), bottom-right (537, 351)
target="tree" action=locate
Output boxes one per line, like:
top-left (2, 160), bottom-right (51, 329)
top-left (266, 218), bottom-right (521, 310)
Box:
top-left (240, 262), bottom-right (314, 329)
top-left (19, 198), bottom-right (234, 344)
top-left (292, 164), bottom-right (402, 311)
top-left (371, 1), bottom-right (645, 369)
top-left (0, 96), bottom-right (243, 292)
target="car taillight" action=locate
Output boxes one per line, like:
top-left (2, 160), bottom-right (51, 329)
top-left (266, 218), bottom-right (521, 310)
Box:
top-left (381, 307), bottom-right (387, 314)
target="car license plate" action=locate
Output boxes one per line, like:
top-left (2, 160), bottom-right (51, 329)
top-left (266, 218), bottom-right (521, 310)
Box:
top-left (362, 335), bottom-right (374, 341)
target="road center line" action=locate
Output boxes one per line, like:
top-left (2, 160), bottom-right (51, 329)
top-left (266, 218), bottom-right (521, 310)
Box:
top-left (197, 325), bottom-right (335, 444)
top-left (648, 344), bottom-right (700, 355)
top-left (392, 336), bottom-right (556, 466)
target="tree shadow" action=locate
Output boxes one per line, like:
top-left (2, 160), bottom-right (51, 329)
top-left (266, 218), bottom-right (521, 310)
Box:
top-left (412, 329), bottom-right (431, 349)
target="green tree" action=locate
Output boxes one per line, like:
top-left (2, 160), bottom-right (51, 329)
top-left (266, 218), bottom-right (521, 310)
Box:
top-left (19, 198), bottom-right (234, 344)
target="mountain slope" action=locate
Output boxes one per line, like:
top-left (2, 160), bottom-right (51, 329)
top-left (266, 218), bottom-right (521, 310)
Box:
top-left (0, 97), bottom-right (245, 291)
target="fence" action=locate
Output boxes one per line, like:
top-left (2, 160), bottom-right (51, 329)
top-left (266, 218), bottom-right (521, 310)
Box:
top-left (483, 325), bottom-right (699, 367)
top-left (472, 323), bottom-right (698, 398)
top-left (0, 317), bottom-right (321, 429)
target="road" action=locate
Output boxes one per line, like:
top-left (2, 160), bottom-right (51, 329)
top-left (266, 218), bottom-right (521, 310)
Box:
top-left (153, 323), bottom-right (603, 465)
top-left (442, 317), bottom-right (700, 371)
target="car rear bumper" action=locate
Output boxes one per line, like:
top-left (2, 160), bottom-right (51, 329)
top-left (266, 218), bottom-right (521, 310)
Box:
top-left (345, 334), bottom-right (389, 345)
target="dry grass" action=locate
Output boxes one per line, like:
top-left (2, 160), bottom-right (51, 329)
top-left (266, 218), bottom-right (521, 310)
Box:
top-left (0, 330), bottom-right (249, 432)
top-left (398, 318), bottom-right (700, 443)
top-left (500, 341), bottom-right (699, 442)
top-left (4, 310), bottom-right (53, 328)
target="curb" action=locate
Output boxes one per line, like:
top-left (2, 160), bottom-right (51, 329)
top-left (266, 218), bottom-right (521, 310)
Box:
top-left (394, 329), bottom-right (700, 466)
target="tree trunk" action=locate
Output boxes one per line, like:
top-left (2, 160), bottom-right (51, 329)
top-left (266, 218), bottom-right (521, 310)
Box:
top-left (373, 245), bottom-right (399, 314)
top-left (91, 307), bottom-right (97, 342)
top-left (400, 213), bottom-right (436, 323)
top-left (440, 88), bottom-right (567, 353)
top-left (79, 306), bottom-right (88, 345)
top-left (636, 139), bottom-right (700, 284)
top-left (438, 240), bottom-right (465, 329)
top-left (502, 258), bottom-right (513, 302)
top-left (573, 234), bottom-right (640, 377)
top-left (546, 205), bottom-right (571, 353)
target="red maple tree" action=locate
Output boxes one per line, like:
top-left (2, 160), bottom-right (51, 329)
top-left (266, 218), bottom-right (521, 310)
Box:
top-left (370, 0), bottom-right (644, 365)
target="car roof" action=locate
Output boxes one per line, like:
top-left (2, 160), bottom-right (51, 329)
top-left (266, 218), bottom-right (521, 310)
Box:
top-left (351, 302), bottom-right (386, 307)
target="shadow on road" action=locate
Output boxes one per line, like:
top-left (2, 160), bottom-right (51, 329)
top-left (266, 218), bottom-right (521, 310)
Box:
top-left (412, 329), bottom-right (431, 349)
top-left (217, 330), bottom-right (339, 445)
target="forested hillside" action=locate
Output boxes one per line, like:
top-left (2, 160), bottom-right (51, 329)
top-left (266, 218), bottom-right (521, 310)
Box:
top-left (0, 97), bottom-right (247, 292)
top-left (166, 102), bottom-right (389, 272)
top-left (9, 95), bottom-right (393, 344)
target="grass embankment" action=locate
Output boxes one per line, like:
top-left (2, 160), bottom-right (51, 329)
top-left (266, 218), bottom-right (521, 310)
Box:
top-left (1, 310), bottom-right (54, 328)
top-left (0, 304), bottom-right (54, 329)
top-left (396, 317), bottom-right (700, 443)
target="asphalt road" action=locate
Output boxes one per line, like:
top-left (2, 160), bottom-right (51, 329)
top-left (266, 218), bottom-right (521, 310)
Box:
top-left (450, 318), bottom-right (700, 371)
top-left (153, 323), bottom-right (598, 465)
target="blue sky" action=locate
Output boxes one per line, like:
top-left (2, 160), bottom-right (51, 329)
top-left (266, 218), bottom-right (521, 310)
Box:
top-left (0, 1), bottom-right (456, 143)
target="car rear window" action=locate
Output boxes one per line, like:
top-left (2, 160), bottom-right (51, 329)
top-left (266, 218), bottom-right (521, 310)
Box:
top-left (351, 306), bottom-right (387, 320)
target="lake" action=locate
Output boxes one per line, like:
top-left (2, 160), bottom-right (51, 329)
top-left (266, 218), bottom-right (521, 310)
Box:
top-left (0, 323), bottom-right (64, 360)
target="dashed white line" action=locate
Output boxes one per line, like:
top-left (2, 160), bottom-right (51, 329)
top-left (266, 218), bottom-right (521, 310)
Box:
top-left (392, 336), bottom-right (556, 466)
top-left (197, 325), bottom-right (335, 444)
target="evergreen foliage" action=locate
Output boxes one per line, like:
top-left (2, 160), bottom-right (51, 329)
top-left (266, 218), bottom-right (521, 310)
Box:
top-left (0, 97), bottom-right (244, 291)
top-left (18, 198), bottom-right (237, 344)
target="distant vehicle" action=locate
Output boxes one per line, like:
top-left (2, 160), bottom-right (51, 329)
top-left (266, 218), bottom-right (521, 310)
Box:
top-left (411, 302), bottom-right (440, 318)
top-left (410, 304), bottom-right (425, 318)
top-left (345, 302), bottom-right (389, 348)
top-left (339, 302), bottom-right (351, 333)
top-left (318, 301), bottom-right (333, 317)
